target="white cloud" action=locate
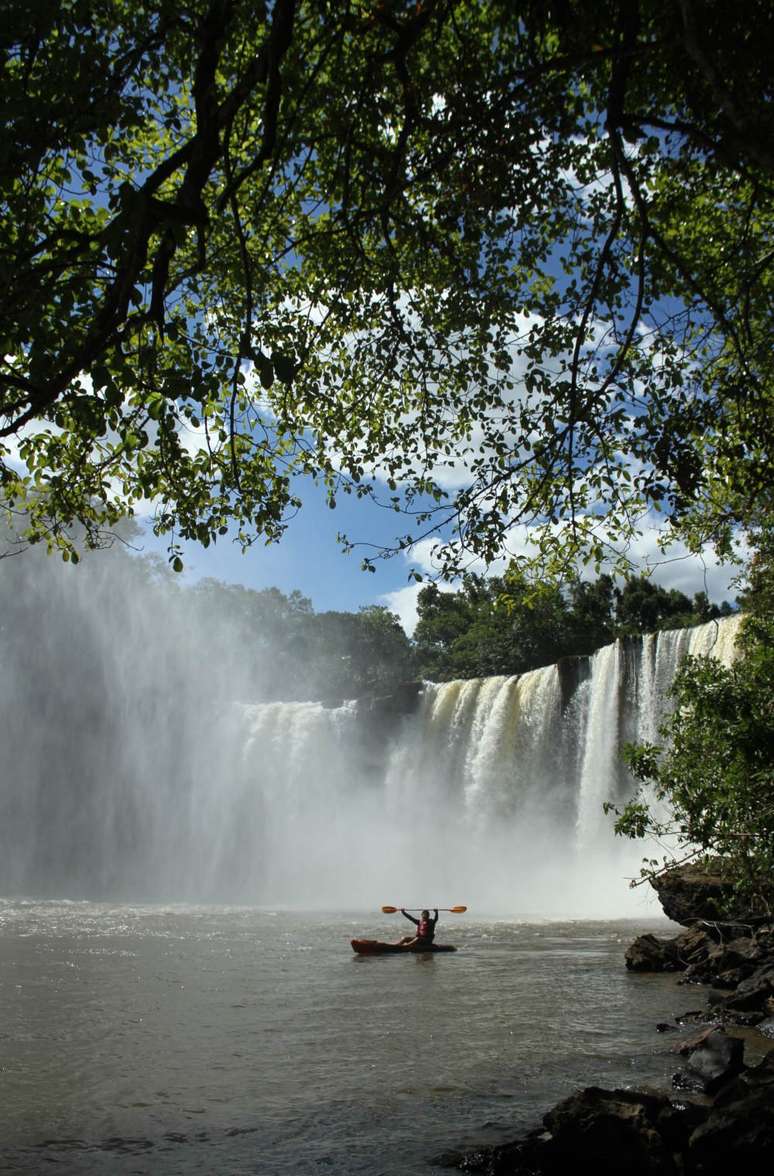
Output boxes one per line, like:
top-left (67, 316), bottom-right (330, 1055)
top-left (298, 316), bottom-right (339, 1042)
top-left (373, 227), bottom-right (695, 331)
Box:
top-left (379, 583), bottom-right (424, 635)
top-left (379, 579), bottom-right (456, 637)
top-left (615, 527), bottom-right (747, 603)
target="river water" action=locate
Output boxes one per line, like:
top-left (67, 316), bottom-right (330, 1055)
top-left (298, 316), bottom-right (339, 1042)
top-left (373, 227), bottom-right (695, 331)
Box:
top-left (0, 901), bottom-right (695, 1175)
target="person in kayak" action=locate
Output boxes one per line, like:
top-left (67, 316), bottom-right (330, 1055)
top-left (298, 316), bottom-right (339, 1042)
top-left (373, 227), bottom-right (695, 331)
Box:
top-left (397, 908), bottom-right (438, 948)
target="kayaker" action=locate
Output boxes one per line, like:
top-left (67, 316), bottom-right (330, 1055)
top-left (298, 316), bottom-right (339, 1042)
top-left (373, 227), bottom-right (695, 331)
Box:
top-left (398, 908), bottom-right (438, 947)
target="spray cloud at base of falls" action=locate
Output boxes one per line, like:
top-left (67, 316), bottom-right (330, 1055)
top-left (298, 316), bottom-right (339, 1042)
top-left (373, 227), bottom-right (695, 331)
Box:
top-left (0, 545), bottom-right (742, 914)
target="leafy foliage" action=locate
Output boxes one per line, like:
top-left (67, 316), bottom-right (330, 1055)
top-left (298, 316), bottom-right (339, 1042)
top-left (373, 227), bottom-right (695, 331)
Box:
top-left (413, 567), bottom-right (732, 680)
top-left (186, 582), bottom-right (416, 700)
top-left (611, 536), bottom-right (774, 912)
top-left (1, 1), bottom-right (772, 573)
top-left (614, 579), bottom-right (733, 636)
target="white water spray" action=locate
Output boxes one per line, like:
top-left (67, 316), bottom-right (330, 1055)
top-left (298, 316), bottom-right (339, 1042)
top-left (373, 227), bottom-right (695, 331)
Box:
top-left (0, 548), bottom-right (742, 915)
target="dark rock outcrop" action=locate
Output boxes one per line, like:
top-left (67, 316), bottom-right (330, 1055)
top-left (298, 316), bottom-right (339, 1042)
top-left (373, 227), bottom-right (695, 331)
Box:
top-left (336, 680), bottom-right (423, 782)
top-left (541, 1087), bottom-right (685, 1175)
top-left (679, 936), bottom-right (760, 988)
top-left (445, 1086), bottom-right (710, 1175)
top-left (670, 1027), bottom-right (745, 1094)
top-left (650, 861), bottom-right (741, 928)
top-left (711, 1047), bottom-right (774, 1106)
top-left (716, 963), bottom-right (774, 1015)
top-left (626, 927), bottom-right (711, 972)
top-left (626, 933), bottom-right (682, 972)
top-left (687, 1052), bottom-right (774, 1175)
top-left (556, 655), bottom-right (590, 711)
top-left (447, 1053), bottom-right (774, 1175)
top-left (360, 680), bottom-right (423, 721)
top-left (648, 859), bottom-right (771, 936)
top-left (688, 1087), bottom-right (774, 1175)
top-left (628, 863), bottom-right (774, 1028)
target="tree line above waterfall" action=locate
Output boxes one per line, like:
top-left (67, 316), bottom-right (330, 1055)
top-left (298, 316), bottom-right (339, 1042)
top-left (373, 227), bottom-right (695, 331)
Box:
top-left (0, 529), bottom-right (736, 704)
top-left (123, 552), bottom-right (739, 696)
top-left (412, 567), bottom-right (736, 683)
top-left (184, 560), bottom-right (737, 694)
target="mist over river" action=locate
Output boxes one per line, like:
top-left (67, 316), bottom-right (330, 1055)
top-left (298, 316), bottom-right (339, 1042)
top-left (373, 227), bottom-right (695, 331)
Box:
top-left (0, 545), bottom-right (740, 911)
top-left (1, 902), bottom-right (690, 1175)
top-left (0, 551), bottom-right (743, 1172)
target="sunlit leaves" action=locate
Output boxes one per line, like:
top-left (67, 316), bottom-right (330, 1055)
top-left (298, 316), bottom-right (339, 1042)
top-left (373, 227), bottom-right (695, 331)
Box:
top-left (617, 634), bottom-right (774, 912)
top-left (0, 0), bottom-right (772, 574)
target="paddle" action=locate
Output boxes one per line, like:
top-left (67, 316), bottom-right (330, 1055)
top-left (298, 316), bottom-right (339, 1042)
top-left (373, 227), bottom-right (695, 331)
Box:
top-left (381, 905), bottom-right (467, 914)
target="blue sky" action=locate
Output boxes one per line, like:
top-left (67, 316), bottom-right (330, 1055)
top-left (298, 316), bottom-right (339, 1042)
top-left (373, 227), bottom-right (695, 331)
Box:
top-left (138, 468), bottom-right (745, 635)
top-left (140, 473), bottom-right (419, 613)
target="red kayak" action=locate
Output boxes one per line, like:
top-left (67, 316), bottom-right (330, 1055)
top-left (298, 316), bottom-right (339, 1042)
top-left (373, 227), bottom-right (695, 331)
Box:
top-left (351, 938), bottom-right (457, 955)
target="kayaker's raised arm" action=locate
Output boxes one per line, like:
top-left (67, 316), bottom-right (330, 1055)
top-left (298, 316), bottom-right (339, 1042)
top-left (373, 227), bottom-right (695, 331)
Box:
top-left (400, 908), bottom-right (419, 926)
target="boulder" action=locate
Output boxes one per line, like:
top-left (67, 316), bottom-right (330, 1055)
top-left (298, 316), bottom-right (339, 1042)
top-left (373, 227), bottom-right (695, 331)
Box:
top-left (687, 1055), bottom-right (774, 1174)
top-left (626, 933), bottom-right (684, 972)
top-left (626, 927), bottom-right (712, 973)
top-left (655, 1098), bottom-right (709, 1151)
top-left (711, 1047), bottom-right (774, 1106)
top-left (448, 1089), bottom-right (710, 1176)
top-left (670, 1028), bottom-right (745, 1095)
top-left (717, 963), bottom-right (774, 1014)
top-left (650, 862), bottom-right (742, 928)
top-left (680, 937), bottom-right (759, 988)
top-left (541, 1087), bottom-right (683, 1176)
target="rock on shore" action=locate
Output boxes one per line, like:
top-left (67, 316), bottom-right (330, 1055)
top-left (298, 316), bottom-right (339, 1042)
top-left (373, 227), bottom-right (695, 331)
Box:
top-left (442, 862), bottom-right (774, 1175)
top-left (625, 862), bottom-right (774, 1028)
top-left (437, 1054), bottom-right (774, 1174)
top-left (649, 860), bottom-right (740, 927)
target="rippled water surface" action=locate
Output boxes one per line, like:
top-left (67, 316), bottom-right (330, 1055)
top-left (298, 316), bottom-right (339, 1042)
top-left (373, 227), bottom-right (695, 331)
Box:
top-left (0, 901), bottom-right (687, 1174)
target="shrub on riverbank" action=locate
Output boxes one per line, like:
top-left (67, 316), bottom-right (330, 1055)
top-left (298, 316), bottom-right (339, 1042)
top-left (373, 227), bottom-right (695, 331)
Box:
top-left (610, 533), bottom-right (774, 916)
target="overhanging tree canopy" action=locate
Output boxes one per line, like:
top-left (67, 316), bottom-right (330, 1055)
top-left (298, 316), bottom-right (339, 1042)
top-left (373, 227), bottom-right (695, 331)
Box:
top-left (1, 0), bottom-right (772, 572)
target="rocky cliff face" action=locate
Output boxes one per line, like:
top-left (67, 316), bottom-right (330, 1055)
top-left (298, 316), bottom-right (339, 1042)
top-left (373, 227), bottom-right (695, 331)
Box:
top-left (650, 861), bottom-right (746, 928)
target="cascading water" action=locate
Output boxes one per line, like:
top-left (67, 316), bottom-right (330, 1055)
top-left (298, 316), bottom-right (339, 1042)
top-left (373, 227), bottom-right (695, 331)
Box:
top-left (576, 641), bottom-right (623, 850)
top-left (0, 545), bottom-right (742, 914)
top-left (367, 616), bottom-right (741, 915)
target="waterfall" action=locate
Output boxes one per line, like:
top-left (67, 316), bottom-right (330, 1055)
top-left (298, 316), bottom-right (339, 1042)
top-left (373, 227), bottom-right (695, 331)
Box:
top-left (377, 614), bottom-right (741, 913)
top-left (0, 547), bottom-right (742, 914)
top-left (575, 642), bottom-right (623, 850)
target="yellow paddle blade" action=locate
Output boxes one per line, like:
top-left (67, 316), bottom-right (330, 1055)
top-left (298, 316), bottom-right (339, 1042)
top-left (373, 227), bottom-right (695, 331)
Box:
top-left (449, 905), bottom-right (467, 913)
top-left (381, 905), bottom-right (399, 913)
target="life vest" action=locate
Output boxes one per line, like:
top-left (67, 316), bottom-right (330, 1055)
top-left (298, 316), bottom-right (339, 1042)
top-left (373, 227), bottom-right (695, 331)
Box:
top-left (417, 917), bottom-right (434, 941)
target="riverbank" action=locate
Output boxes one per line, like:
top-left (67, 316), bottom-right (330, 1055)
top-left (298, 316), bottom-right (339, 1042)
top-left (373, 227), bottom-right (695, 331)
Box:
top-left (440, 864), bottom-right (774, 1175)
